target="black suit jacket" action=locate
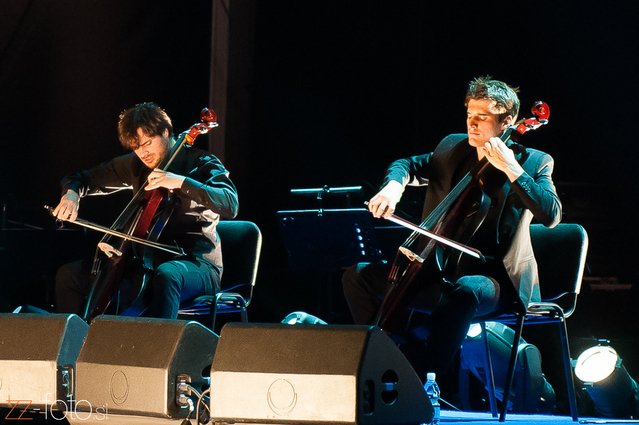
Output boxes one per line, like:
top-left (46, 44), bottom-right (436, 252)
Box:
top-left (383, 134), bottom-right (562, 309)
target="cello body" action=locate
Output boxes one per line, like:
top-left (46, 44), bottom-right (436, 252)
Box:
top-left (375, 156), bottom-right (495, 333)
top-left (83, 187), bottom-right (173, 321)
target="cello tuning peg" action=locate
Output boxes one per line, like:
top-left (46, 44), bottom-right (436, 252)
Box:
top-left (200, 108), bottom-right (218, 125)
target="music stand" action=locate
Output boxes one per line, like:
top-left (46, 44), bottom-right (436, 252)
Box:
top-left (276, 208), bottom-right (382, 271)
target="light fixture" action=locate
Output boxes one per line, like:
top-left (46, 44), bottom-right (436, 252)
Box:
top-left (460, 321), bottom-right (555, 413)
top-left (574, 344), bottom-right (639, 418)
top-left (282, 311), bottom-right (327, 325)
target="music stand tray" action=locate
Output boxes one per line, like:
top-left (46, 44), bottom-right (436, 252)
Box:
top-left (277, 208), bottom-right (383, 270)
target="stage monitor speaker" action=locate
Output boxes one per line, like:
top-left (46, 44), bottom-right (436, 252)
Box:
top-left (210, 323), bottom-right (433, 425)
top-left (73, 316), bottom-right (218, 422)
top-left (0, 313), bottom-right (88, 411)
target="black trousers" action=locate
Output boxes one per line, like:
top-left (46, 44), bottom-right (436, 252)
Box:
top-left (342, 262), bottom-right (509, 382)
top-left (55, 258), bottom-right (219, 319)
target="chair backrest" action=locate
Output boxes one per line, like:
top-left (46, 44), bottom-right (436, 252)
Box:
top-left (217, 220), bottom-right (262, 301)
top-left (530, 223), bottom-right (588, 317)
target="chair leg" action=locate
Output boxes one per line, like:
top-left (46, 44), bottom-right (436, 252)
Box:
top-left (500, 314), bottom-right (524, 422)
top-left (481, 322), bottom-right (498, 417)
top-left (208, 301), bottom-right (218, 332)
top-left (558, 319), bottom-right (579, 421)
top-left (240, 308), bottom-right (248, 323)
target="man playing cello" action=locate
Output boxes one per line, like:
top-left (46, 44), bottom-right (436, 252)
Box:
top-left (53, 102), bottom-right (238, 319)
top-left (342, 76), bottom-right (562, 381)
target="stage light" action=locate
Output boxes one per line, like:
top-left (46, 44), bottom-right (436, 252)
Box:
top-left (467, 322), bottom-right (483, 338)
top-left (460, 322), bottom-right (555, 413)
top-left (281, 311), bottom-right (327, 325)
top-left (574, 345), bottom-right (639, 418)
top-left (12, 304), bottom-right (50, 314)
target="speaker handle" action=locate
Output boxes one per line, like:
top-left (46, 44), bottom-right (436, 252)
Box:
top-left (61, 365), bottom-right (74, 400)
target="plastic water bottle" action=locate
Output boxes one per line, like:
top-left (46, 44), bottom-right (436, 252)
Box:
top-left (424, 372), bottom-right (440, 425)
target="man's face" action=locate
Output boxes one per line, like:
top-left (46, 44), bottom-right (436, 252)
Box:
top-left (133, 127), bottom-right (172, 169)
top-left (466, 98), bottom-right (510, 148)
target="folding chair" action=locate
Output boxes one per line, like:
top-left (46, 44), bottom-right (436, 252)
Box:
top-left (178, 220), bottom-right (262, 331)
top-left (479, 223), bottom-right (588, 421)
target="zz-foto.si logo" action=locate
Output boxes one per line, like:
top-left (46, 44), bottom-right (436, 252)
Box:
top-left (5, 397), bottom-right (108, 421)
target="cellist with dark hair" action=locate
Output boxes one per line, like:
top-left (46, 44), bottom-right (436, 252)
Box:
top-left (342, 76), bottom-right (561, 382)
top-left (53, 102), bottom-right (238, 319)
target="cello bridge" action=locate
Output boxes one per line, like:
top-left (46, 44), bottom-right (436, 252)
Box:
top-left (399, 247), bottom-right (424, 263)
top-left (98, 242), bottom-right (123, 258)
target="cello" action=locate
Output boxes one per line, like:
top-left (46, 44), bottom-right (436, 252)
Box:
top-left (47, 108), bottom-right (218, 322)
top-left (374, 102), bottom-right (550, 334)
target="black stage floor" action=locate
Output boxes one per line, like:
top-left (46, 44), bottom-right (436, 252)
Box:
top-left (5, 410), bottom-right (636, 425)
top-left (440, 410), bottom-right (639, 425)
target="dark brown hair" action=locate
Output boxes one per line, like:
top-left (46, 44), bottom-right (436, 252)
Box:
top-left (117, 102), bottom-right (173, 150)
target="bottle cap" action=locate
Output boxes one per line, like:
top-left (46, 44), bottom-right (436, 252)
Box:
top-left (427, 372), bottom-right (436, 381)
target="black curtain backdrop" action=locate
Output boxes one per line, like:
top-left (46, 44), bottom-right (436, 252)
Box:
top-left (0, 0), bottom-right (213, 311)
top-left (1, 1), bottom-right (638, 375)
top-left (0, 0), bottom-right (213, 219)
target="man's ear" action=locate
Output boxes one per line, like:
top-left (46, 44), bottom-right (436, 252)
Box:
top-left (502, 115), bottom-right (513, 128)
top-left (163, 128), bottom-right (169, 137)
